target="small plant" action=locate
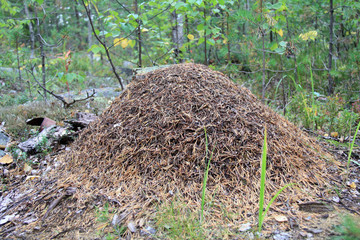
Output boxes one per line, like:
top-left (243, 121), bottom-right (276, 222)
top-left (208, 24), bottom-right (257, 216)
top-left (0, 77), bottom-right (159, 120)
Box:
top-left (95, 203), bottom-right (126, 239)
top-left (333, 215), bottom-right (360, 240)
top-left (35, 135), bottom-right (54, 156)
top-left (258, 127), bottom-right (294, 232)
top-left (345, 119), bottom-right (360, 182)
top-left (155, 197), bottom-right (205, 239)
top-left (8, 146), bottom-right (27, 162)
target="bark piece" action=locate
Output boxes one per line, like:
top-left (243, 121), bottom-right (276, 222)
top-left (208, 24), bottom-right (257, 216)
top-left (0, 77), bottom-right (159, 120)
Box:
top-left (298, 201), bottom-right (334, 213)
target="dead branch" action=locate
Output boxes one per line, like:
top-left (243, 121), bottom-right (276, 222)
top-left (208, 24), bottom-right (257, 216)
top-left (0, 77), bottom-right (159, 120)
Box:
top-left (26, 68), bottom-right (96, 108)
top-left (42, 187), bottom-right (76, 222)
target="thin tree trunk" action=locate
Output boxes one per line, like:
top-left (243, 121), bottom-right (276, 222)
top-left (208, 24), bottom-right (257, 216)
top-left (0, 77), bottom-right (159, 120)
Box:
top-left (74, 2), bottom-right (82, 50)
top-left (24, 1), bottom-right (35, 59)
top-left (328, 0), bottom-right (334, 95)
top-left (261, 0), bottom-right (266, 101)
top-left (226, 12), bottom-right (231, 63)
top-left (171, 3), bottom-right (184, 63)
top-left (185, 13), bottom-right (190, 55)
top-left (16, 39), bottom-right (22, 84)
top-left (81, 0), bottom-right (124, 90)
top-left (35, 5), bottom-right (47, 100)
top-left (87, 4), bottom-right (93, 66)
top-left (204, 3), bottom-right (207, 65)
top-left (356, 10), bottom-right (359, 47)
top-left (134, 0), bottom-right (142, 67)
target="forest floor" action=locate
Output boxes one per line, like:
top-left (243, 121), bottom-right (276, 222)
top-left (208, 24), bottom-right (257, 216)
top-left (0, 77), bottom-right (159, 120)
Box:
top-left (0, 131), bottom-right (359, 240)
top-left (1, 68), bottom-right (360, 239)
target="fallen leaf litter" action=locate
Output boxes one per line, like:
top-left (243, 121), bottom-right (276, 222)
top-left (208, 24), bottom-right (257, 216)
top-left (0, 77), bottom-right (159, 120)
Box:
top-left (2, 63), bottom-right (336, 237)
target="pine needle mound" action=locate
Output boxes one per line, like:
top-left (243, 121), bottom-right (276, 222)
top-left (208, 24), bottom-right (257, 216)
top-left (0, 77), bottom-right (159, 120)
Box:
top-left (63, 63), bottom-right (331, 219)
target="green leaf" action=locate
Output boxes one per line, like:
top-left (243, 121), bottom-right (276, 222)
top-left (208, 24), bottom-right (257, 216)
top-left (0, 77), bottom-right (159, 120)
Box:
top-left (270, 42), bottom-right (278, 51)
top-left (198, 37), bottom-right (205, 45)
top-left (88, 44), bottom-right (105, 54)
top-left (213, 8), bottom-right (220, 14)
top-left (174, 1), bottom-right (186, 9)
top-left (272, 2), bottom-right (283, 10)
top-left (197, 23), bottom-right (204, 31)
top-left (66, 73), bottom-right (77, 82)
top-left (196, 0), bottom-right (203, 5)
top-left (275, 47), bottom-right (285, 54)
top-left (279, 41), bottom-right (287, 47)
top-left (207, 38), bottom-right (215, 46)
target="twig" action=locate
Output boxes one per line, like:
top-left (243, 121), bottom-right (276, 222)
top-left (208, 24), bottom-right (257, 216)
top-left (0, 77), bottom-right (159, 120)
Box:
top-left (42, 187), bottom-right (76, 222)
top-left (26, 68), bottom-right (96, 108)
top-left (81, 0), bottom-right (124, 90)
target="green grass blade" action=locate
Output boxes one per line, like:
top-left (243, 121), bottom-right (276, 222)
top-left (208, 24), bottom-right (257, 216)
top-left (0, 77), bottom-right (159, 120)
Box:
top-left (261, 183), bottom-right (296, 221)
top-left (258, 127), bottom-right (295, 232)
top-left (258, 127), bottom-right (267, 232)
top-left (346, 120), bottom-right (360, 176)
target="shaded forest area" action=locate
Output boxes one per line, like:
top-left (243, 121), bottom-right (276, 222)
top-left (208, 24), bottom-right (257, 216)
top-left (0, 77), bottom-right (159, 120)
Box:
top-left (1, 0), bottom-right (360, 137)
top-left (1, 0), bottom-right (360, 239)
top-left (1, 0), bottom-right (360, 135)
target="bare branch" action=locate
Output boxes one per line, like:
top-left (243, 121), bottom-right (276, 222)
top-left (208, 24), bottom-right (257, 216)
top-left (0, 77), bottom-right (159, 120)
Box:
top-left (114, 0), bottom-right (131, 14)
top-left (26, 68), bottom-right (96, 108)
top-left (81, 0), bottom-right (124, 90)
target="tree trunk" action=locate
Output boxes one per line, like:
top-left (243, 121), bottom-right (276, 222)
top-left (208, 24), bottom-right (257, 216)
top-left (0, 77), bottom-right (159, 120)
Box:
top-left (226, 12), bottom-right (231, 63)
top-left (356, 10), bottom-right (359, 47)
top-left (185, 13), bottom-right (190, 56)
top-left (260, 0), bottom-right (266, 101)
top-left (35, 5), bottom-right (47, 100)
top-left (328, 0), bottom-right (334, 95)
top-left (171, 2), bottom-right (184, 63)
top-left (24, 1), bottom-right (35, 59)
top-left (74, 2), bottom-right (82, 50)
top-left (204, 3), bottom-right (207, 65)
top-left (87, 4), bottom-right (93, 66)
top-left (16, 39), bottom-right (22, 85)
top-left (134, 0), bottom-right (142, 67)
top-left (81, 0), bottom-right (124, 90)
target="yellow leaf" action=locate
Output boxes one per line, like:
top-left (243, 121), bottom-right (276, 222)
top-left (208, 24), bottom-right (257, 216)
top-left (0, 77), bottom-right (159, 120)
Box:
top-left (277, 29), bottom-right (283, 37)
top-left (349, 182), bottom-right (356, 189)
top-left (114, 38), bottom-right (129, 49)
top-left (38, 65), bottom-right (42, 68)
top-left (24, 163), bottom-right (32, 173)
top-left (330, 132), bottom-right (338, 138)
top-left (113, 38), bottom-right (123, 47)
top-left (0, 154), bottom-right (13, 164)
top-left (187, 34), bottom-right (194, 40)
top-left (120, 39), bottom-right (129, 49)
top-left (141, 28), bottom-right (149, 32)
top-left (223, 38), bottom-right (228, 44)
top-left (128, 40), bottom-right (136, 48)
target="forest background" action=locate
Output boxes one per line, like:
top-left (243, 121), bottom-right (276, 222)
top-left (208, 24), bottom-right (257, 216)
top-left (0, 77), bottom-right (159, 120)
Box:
top-left (0, 0), bottom-right (360, 139)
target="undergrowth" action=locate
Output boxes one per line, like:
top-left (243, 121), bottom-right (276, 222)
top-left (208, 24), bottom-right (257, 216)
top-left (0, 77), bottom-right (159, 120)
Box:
top-left (333, 215), bottom-right (360, 240)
